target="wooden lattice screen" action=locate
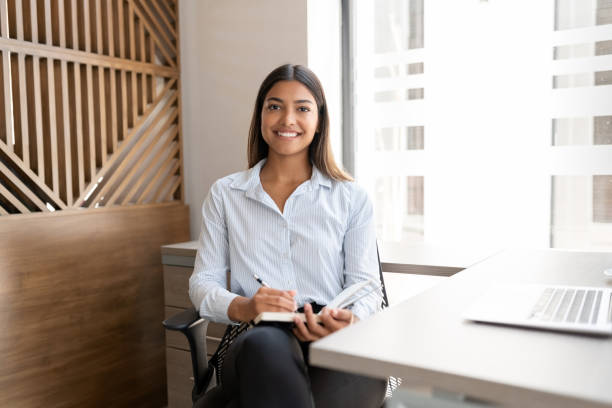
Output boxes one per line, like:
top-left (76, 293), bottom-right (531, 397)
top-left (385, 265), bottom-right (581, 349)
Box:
top-left (0, 0), bottom-right (181, 215)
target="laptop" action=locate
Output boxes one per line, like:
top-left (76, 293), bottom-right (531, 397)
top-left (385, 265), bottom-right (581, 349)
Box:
top-left (463, 284), bottom-right (612, 336)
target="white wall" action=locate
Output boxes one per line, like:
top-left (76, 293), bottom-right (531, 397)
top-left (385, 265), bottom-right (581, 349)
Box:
top-left (180, 0), bottom-right (309, 238)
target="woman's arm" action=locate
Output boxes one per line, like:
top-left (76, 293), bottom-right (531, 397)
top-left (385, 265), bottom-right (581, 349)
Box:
top-left (341, 184), bottom-right (382, 320)
top-left (189, 181), bottom-right (239, 324)
top-left (292, 183), bottom-right (380, 340)
top-left (228, 288), bottom-right (298, 322)
top-left (189, 180), bottom-right (298, 324)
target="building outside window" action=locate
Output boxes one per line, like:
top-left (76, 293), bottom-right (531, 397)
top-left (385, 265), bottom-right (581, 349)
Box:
top-left (345, 0), bottom-right (612, 250)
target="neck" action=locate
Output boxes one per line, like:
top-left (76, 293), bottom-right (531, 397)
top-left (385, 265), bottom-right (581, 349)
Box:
top-left (260, 153), bottom-right (312, 184)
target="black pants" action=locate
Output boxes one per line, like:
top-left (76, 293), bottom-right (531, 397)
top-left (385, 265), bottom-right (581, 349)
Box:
top-left (217, 325), bottom-right (387, 408)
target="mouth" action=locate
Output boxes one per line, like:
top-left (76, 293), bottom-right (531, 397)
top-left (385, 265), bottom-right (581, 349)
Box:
top-left (275, 130), bottom-right (301, 138)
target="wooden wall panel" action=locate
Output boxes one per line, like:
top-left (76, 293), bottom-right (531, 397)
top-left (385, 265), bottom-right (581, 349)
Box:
top-left (0, 0), bottom-right (181, 214)
top-left (0, 203), bottom-right (190, 407)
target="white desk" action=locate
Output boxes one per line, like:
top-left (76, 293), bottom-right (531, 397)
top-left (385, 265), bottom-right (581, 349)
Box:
top-left (310, 249), bottom-right (612, 408)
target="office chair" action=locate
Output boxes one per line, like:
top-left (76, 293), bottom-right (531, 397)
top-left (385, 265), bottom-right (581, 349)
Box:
top-left (163, 246), bottom-right (395, 407)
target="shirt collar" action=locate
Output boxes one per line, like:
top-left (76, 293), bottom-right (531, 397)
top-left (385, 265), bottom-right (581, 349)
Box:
top-left (311, 164), bottom-right (332, 189)
top-left (230, 159), bottom-right (266, 193)
top-left (229, 158), bottom-right (332, 197)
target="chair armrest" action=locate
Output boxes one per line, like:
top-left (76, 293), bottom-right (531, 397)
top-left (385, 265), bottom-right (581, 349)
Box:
top-left (162, 307), bottom-right (213, 401)
top-left (163, 308), bottom-right (200, 331)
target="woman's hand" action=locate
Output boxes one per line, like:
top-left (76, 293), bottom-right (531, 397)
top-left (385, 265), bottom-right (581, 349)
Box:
top-left (292, 303), bottom-right (358, 342)
top-left (228, 287), bottom-right (297, 322)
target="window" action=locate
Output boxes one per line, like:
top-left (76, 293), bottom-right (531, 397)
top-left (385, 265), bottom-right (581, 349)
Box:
top-left (347, 0), bottom-right (425, 244)
top-left (344, 0), bottom-right (612, 250)
top-left (550, 0), bottom-right (612, 249)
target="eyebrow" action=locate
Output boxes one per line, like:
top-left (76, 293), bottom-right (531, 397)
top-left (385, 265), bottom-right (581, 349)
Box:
top-left (266, 97), bottom-right (314, 104)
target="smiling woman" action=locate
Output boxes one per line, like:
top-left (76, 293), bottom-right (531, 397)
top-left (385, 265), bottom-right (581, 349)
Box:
top-left (247, 64), bottom-right (352, 182)
top-left (260, 80), bottom-right (318, 160)
top-left (258, 80), bottom-right (320, 213)
top-left (188, 64), bottom-right (387, 407)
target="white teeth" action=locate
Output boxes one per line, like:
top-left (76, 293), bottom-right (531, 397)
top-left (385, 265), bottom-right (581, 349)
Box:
top-left (277, 131), bottom-right (298, 137)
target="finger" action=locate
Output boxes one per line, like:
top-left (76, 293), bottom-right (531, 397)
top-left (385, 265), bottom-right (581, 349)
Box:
top-left (293, 316), bottom-right (317, 341)
top-left (283, 290), bottom-right (297, 300)
top-left (278, 289), bottom-right (297, 302)
top-left (257, 288), bottom-right (297, 306)
top-left (254, 294), bottom-right (296, 312)
top-left (304, 304), bottom-right (329, 338)
top-left (292, 320), bottom-right (313, 342)
top-left (263, 294), bottom-right (297, 311)
top-left (331, 308), bottom-right (354, 323)
top-left (280, 290), bottom-right (298, 310)
top-left (319, 308), bottom-right (345, 332)
top-left (292, 327), bottom-right (307, 342)
top-left (258, 287), bottom-right (294, 299)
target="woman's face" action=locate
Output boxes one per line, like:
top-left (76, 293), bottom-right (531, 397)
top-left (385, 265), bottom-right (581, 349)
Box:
top-left (261, 80), bottom-right (319, 161)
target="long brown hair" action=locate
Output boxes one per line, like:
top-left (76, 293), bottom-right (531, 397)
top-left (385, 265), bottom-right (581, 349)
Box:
top-left (247, 64), bottom-right (352, 181)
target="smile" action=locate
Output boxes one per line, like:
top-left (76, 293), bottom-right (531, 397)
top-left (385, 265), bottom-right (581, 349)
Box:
top-left (276, 131), bottom-right (300, 138)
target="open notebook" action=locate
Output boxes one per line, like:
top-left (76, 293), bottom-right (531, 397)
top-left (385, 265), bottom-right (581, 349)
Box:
top-left (253, 278), bottom-right (381, 325)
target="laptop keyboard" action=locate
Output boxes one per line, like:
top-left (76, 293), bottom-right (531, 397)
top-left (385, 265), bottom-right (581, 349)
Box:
top-left (530, 287), bottom-right (603, 324)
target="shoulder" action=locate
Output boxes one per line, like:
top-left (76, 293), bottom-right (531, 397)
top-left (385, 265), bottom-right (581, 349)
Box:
top-left (322, 179), bottom-right (373, 225)
top-left (329, 179), bottom-right (371, 207)
top-left (209, 168), bottom-right (250, 195)
top-left (330, 181), bottom-right (373, 228)
top-left (203, 169), bottom-right (250, 215)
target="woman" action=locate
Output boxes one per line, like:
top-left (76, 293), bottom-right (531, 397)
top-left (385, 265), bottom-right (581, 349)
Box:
top-left (189, 64), bottom-right (386, 408)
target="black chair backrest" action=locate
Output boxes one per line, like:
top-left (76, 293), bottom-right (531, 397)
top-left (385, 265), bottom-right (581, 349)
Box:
top-left (376, 244), bottom-right (390, 308)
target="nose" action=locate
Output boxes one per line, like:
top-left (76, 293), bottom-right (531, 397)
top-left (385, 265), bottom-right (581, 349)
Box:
top-left (281, 109), bottom-right (296, 126)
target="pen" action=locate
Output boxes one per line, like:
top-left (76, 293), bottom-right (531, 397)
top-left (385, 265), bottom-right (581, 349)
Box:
top-left (253, 273), bottom-right (299, 312)
top-left (253, 273), bottom-right (270, 288)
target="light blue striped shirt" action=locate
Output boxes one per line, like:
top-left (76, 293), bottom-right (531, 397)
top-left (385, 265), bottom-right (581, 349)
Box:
top-left (189, 159), bottom-right (381, 325)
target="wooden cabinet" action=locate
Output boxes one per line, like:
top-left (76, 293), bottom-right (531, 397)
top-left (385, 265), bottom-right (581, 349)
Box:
top-left (162, 242), bottom-right (225, 408)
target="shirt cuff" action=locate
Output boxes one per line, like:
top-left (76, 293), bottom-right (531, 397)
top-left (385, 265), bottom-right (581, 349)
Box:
top-left (350, 303), bottom-right (374, 321)
top-left (199, 290), bottom-right (240, 325)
